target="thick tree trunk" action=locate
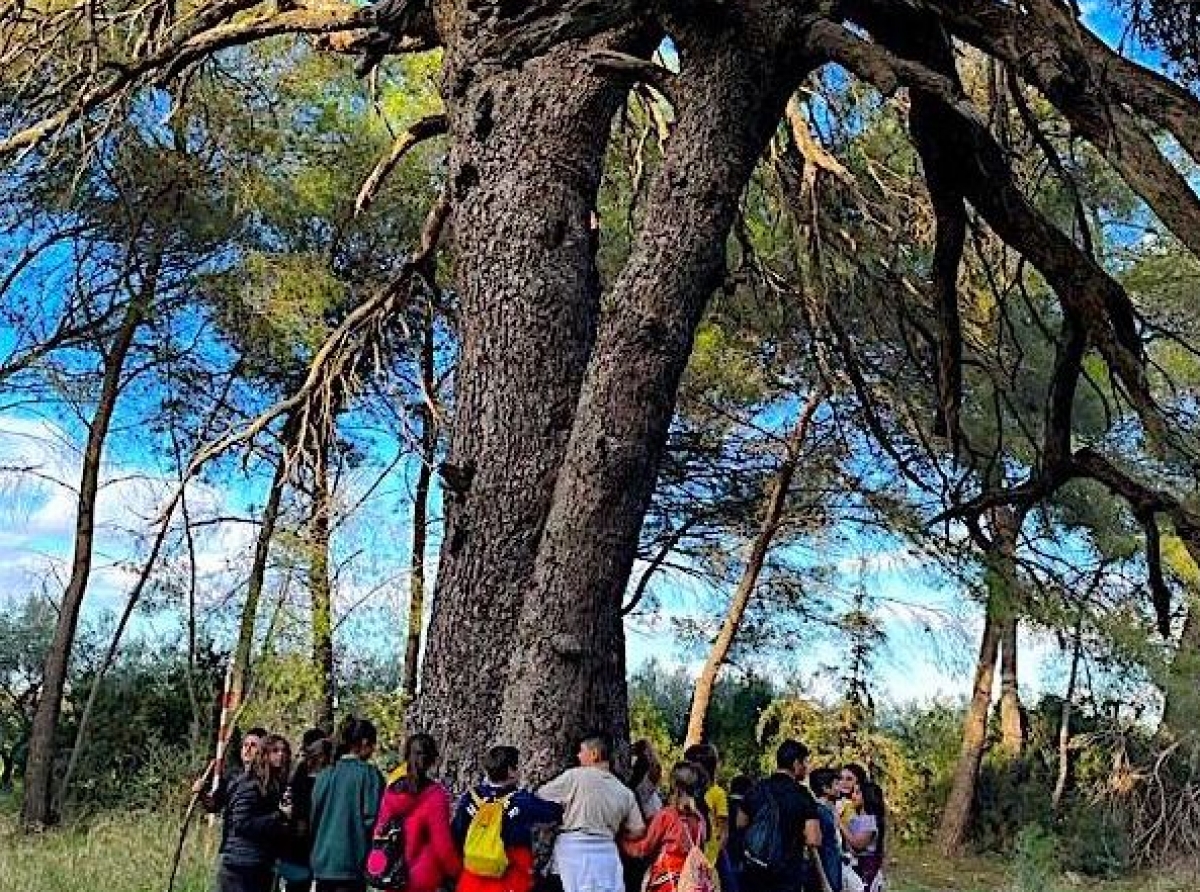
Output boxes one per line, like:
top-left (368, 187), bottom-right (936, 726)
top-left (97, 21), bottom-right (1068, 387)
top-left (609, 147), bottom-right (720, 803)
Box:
top-left (310, 444), bottom-right (336, 731)
top-left (21, 291), bottom-right (146, 828)
top-left (937, 504), bottom-right (1021, 854)
top-left (497, 11), bottom-right (815, 781)
top-left (402, 308), bottom-right (436, 699)
top-left (684, 391), bottom-right (823, 748)
top-left (411, 19), bottom-right (641, 785)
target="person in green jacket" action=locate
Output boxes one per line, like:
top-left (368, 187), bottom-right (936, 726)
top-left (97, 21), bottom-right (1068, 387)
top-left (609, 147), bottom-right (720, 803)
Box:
top-left (310, 717), bottom-right (385, 892)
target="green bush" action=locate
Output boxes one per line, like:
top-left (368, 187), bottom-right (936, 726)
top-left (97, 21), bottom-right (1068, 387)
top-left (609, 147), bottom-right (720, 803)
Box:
top-left (1009, 824), bottom-right (1059, 892)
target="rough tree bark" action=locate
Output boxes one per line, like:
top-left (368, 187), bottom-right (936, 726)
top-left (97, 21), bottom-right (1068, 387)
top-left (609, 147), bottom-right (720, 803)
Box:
top-left (497, 6), bottom-right (816, 781)
top-left (310, 440), bottom-right (336, 731)
top-left (411, 12), bottom-right (647, 786)
top-left (402, 307), bottom-right (436, 699)
top-left (684, 390), bottom-right (824, 748)
top-left (937, 504), bottom-right (1022, 855)
top-left (21, 288), bottom-right (148, 827)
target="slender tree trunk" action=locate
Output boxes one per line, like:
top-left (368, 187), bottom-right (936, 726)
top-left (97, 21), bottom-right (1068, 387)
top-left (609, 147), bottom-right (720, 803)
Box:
top-left (1161, 592), bottom-right (1200, 740)
top-left (936, 603), bottom-right (1001, 855)
top-left (684, 390), bottom-right (823, 748)
top-left (937, 504), bottom-right (1022, 854)
top-left (1053, 609), bottom-right (1084, 813)
top-left (498, 13), bottom-right (816, 780)
top-left (310, 442), bottom-right (335, 731)
top-left (21, 290), bottom-right (147, 828)
top-left (998, 612), bottom-right (1024, 755)
top-left (228, 445), bottom-right (289, 726)
top-left (411, 22), bottom-right (642, 786)
top-left (402, 309), bottom-right (437, 699)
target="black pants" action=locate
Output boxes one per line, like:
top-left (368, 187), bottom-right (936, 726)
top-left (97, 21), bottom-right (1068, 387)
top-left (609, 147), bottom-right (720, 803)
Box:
top-left (283, 880), bottom-right (313, 892)
top-left (741, 863), bottom-right (815, 892)
top-left (218, 863), bottom-right (275, 892)
top-left (314, 881), bottom-right (365, 892)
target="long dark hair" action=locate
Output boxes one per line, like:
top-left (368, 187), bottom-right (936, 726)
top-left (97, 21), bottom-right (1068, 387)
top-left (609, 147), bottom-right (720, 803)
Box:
top-left (861, 781), bottom-right (887, 854)
top-left (667, 762), bottom-right (705, 818)
top-left (335, 717), bottom-right (378, 757)
top-left (392, 732), bottom-right (438, 793)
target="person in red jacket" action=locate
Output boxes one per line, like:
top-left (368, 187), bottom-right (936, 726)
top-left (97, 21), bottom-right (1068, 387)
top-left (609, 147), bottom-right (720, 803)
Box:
top-left (372, 733), bottom-right (461, 892)
top-left (451, 746), bottom-right (563, 892)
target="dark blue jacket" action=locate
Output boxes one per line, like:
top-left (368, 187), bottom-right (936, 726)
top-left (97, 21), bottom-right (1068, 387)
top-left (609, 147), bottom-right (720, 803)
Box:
top-left (451, 782), bottom-right (563, 851)
top-left (220, 772), bottom-right (288, 869)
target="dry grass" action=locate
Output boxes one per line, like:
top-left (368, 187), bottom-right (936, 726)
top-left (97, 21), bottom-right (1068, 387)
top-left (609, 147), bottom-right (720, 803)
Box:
top-left (890, 845), bottom-right (1200, 892)
top-left (0, 797), bottom-right (217, 892)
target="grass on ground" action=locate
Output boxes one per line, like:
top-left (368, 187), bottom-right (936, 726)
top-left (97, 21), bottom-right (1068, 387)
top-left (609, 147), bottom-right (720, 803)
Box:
top-left (3, 793), bottom-right (1197, 892)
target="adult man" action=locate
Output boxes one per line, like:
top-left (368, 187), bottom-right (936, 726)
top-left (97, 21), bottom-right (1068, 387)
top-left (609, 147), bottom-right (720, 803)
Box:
top-left (737, 739), bottom-right (822, 892)
top-left (537, 733), bottom-right (646, 892)
top-left (194, 726), bottom-right (268, 813)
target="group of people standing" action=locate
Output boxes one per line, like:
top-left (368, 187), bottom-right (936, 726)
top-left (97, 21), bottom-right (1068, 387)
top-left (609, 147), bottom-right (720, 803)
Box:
top-left (195, 719), bottom-right (886, 892)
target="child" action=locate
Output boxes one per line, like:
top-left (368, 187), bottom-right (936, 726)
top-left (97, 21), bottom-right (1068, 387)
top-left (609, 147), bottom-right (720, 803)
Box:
top-left (452, 745), bottom-right (563, 892)
top-left (311, 718), bottom-right (385, 892)
top-left (373, 733), bottom-right (461, 892)
top-left (620, 763), bottom-right (710, 892)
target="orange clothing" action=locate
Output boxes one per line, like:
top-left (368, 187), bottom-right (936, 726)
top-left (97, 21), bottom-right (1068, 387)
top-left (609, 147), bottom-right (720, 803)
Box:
top-left (455, 847), bottom-right (536, 892)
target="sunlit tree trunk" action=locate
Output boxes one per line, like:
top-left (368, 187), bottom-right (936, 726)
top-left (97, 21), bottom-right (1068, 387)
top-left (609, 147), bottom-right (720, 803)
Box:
top-left (403, 307), bottom-right (437, 698)
top-left (937, 504), bottom-right (1020, 854)
top-left (1053, 609), bottom-right (1085, 812)
top-left (685, 391), bottom-right (823, 748)
top-left (998, 612), bottom-right (1024, 756)
top-left (1161, 591), bottom-right (1200, 741)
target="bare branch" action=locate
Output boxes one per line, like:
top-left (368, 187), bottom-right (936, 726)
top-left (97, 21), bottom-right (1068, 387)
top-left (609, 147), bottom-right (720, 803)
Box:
top-left (354, 113), bottom-right (447, 217)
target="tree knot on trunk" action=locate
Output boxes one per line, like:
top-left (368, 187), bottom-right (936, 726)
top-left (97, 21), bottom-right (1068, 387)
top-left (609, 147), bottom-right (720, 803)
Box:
top-left (438, 459), bottom-right (476, 496)
top-left (549, 632), bottom-right (586, 660)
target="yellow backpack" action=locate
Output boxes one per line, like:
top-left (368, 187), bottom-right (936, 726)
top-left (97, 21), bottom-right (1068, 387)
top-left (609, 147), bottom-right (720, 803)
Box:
top-left (463, 790), bottom-right (513, 878)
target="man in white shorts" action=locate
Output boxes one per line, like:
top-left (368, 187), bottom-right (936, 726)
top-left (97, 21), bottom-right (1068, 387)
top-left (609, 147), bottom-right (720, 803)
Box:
top-left (538, 733), bottom-right (646, 892)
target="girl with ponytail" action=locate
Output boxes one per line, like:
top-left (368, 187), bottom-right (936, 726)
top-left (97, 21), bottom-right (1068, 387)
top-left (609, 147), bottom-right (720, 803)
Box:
top-left (621, 763), bottom-right (711, 892)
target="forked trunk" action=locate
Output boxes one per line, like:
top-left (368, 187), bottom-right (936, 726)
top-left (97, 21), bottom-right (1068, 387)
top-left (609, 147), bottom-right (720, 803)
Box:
top-left (498, 11), bottom-right (816, 780)
top-left (411, 19), bottom-right (640, 786)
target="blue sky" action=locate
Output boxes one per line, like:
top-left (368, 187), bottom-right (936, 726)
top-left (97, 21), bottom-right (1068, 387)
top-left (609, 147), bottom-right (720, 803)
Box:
top-left (0, 0), bottom-right (1167, 717)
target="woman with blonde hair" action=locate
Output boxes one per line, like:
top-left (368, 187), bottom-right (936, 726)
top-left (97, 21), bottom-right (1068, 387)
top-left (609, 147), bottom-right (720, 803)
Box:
top-left (620, 762), bottom-right (712, 892)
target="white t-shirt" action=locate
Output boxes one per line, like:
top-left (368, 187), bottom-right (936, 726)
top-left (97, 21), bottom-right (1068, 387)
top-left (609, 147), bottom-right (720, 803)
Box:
top-left (848, 813), bottom-right (879, 853)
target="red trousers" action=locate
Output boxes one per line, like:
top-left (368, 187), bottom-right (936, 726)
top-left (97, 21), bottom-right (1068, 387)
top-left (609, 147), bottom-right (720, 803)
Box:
top-left (456, 847), bottom-right (536, 892)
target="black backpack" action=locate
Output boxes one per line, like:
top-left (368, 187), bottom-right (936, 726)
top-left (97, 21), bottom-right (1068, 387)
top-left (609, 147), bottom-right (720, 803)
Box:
top-left (743, 786), bottom-right (785, 871)
top-left (365, 817), bottom-right (408, 889)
